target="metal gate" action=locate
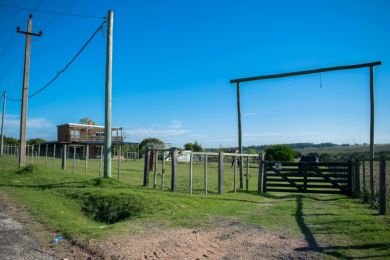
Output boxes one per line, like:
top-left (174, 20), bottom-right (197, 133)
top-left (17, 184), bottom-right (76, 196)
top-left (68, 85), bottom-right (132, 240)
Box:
top-left (264, 162), bottom-right (352, 194)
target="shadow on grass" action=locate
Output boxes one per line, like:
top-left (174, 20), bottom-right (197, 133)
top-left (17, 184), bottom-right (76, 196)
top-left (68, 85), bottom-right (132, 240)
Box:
top-left (293, 195), bottom-right (390, 259)
top-left (0, 178), bottom-right (134, 190)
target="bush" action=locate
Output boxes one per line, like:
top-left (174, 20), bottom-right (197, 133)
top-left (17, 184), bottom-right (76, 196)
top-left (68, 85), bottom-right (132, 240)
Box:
top-left (80, 193), bottom-right (146, 224)
top-left (265, 145), bottom-right (296, 162)
top-left (17, 164), bottom-right (38, 174)
top-left (184, 141), bottom-right (203, 152)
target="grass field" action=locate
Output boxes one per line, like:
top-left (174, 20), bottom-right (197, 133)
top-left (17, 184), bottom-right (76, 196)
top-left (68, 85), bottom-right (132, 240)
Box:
top-left (296, 143), bottom-right (390, 155)
top-left (1, 155), bottom-right (390, 258)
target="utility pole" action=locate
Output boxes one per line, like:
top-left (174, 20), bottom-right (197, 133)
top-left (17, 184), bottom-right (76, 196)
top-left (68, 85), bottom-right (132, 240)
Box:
top-left (17, 14), bottom-right (42, 167)
top-left (369, 66), bottom-right (375, 196)
top-left (0, 91), bottom-right (6, 156)
top-left (236, 82), bottom-right (243, 189)
top-left (104, 10), bottom-right (113, 178)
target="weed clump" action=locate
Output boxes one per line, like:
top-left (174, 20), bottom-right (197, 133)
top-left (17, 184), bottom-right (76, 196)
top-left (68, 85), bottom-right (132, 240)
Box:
top-left (17, 164), bottom-right (38, 174)
top-left (81, 193), bottom-right (146, 224)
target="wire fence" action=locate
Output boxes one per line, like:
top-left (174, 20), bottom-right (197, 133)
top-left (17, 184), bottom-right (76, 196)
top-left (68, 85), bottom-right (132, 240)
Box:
top-left (1, 144), bottom-right (388, 214)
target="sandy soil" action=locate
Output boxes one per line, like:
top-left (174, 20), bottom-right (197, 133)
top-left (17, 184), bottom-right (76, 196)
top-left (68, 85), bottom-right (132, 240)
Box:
top-left (0, 210), bottom-right (54, 260)
top-left (0, 191), bottom-right (95, 260)
top-left (1, 190), bottom-right (318, 259)
top-left (97, 220), bottom-right (319, 260)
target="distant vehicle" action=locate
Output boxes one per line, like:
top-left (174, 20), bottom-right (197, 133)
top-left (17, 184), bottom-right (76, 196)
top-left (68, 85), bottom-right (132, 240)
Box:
top-left (299, 155), bottom-right (319, 163)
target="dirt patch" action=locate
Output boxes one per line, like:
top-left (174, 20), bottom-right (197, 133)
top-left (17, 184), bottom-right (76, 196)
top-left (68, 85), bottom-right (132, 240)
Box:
top-left (97, 220), bottom-right (319, 259)
top-left (0, 190), bottom-right (95, 260)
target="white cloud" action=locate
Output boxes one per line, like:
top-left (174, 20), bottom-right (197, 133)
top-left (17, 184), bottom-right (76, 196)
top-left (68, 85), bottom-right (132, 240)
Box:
top-left (3, 114), bottom-right (55, 140)
top-left (4, 114), bottom-right (54, 129)
top-left (126, 128), bottom-right (189, 137)
top-left (168, 120), bottom-right (182, 129)
top-left (125, 120), bottom-right (190, 141)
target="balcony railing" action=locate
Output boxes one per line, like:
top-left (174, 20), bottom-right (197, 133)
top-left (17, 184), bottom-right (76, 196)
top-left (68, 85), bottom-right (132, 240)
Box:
top-left (64, 135), bottom-right (124, 142)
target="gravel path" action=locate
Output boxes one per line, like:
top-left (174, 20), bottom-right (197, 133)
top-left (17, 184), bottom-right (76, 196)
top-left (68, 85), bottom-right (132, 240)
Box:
top-left (0, 207), bottom-right (54, 260)
top-left (97, 220), bottom-right (319, 259)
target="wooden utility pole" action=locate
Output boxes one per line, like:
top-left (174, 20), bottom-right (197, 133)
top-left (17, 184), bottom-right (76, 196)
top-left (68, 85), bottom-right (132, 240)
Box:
top-left (104, 10), bottom-right (113, 178)
top-left (369, 66), bottom-right (375, 197)
top-left (17, 14), bottom-right (42, 167)
top-left (0, 91), bottom-right (6, 156)
top-left (236, 82), bottom-right (243, 189)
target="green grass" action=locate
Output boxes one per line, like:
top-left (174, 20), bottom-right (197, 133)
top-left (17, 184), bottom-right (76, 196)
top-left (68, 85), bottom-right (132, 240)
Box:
top-left (0, 156), bottom-right (390, 259)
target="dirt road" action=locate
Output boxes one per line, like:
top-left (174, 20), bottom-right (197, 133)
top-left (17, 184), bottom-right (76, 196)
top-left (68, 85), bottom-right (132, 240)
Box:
top-left (0, 207), bottom-right (54, 260)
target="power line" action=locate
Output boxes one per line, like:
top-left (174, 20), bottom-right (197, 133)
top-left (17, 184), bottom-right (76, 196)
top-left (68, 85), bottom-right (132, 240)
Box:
top-left (7, 19), bottom-right (107, 102)
top-left (42, 0), bottom-right (80, 30)
top-left (0, 3), bottom-right (104, 19)
top-left (0, 33), bottom-right (17, 64)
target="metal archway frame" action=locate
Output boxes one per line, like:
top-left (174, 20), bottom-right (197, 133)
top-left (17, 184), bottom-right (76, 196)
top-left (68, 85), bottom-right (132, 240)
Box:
top-left (230, 61), bottom-right (382, 191)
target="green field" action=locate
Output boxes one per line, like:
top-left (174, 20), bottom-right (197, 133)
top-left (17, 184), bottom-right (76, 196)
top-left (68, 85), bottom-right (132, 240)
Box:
top-left (297, 143), bottom-right (390, 155)
top-left (0, 155), bottom-right (390, 259)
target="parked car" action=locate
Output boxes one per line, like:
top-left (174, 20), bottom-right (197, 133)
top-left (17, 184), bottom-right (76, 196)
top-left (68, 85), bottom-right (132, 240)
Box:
top-left (299, 155), bottom-right (319, 163)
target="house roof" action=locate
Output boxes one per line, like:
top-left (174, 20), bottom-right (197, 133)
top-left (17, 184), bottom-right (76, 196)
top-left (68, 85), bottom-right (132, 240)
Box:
top-left (57, 123), bottom-right (122, 130)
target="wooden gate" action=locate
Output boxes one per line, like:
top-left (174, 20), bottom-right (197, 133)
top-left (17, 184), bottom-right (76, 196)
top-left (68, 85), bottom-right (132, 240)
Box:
top-left (264, 162), bottom-right (352, 194)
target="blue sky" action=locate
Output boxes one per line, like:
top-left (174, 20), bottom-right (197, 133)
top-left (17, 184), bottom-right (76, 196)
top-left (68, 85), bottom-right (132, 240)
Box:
top-left (0, 0), bottom-right (389, 147)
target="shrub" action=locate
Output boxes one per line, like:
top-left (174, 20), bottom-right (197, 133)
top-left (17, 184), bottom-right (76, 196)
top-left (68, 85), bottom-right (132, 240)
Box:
top-left (17, 164), bottom-right (38, 174)
top-left (81, 193), bottom-right (146, 224)
top-left (265, 145), bottom-right (296, 162)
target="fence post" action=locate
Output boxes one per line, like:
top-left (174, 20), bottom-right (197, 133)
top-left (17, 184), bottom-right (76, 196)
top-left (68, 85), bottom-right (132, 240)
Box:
top-left (258, 153), bottom-right (264, 193)
top-left (45, 144), bottom-right (48, 164)
top-left (379, 159), bottom-right (387, 215)
top-left (233, 154), bottom-right (237, 193)
top-left (85, 145), bottom-right (89, 174)
top-left (303, 164), bottom-right (308, 192)
top-left (38, 144), bottom-right (41, 162)
top-left (99, 146), bottom-right (104, 177)
top-left (171, 148), bottom-right (177, 192)
top-left (153, 151), bottom-right (158, 188)
top-left (348, 160), bottom-right (353, 196)
top-left (362, 160), bottom-right (366, 192)
top-left (246, 156), bottom-right (249, 192)
top-left (354, 160), bottom-right (360, 198)
top-left (72, 145), bottom-right (76, 173)
top-left (52, 144), bottom-right (56, 167)
top-left (189, 152), bottom-right (193, 195)
top-left (143, 149), bottom-right (150, 187)
top-left (370, 159), bottom-right (374, 200)
top-left (117, 145), bottom-right (121, 180)
top-left (61, 144), bottom-right (67, 170)
top-left (204, 154), bottom-right (208, 195)
top-left (263, 161), bottom-right (267, 192)
top-left (218, 151), bottom-right (224, 194)
top-left (161, 151), bottom-right (165, 190)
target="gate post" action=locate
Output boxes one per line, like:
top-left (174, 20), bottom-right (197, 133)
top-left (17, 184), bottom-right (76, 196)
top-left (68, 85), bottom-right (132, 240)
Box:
top-left (354, 160), bottom-right (361, 198)
top-left (171, 148), bottom-right (177, 192)
top-left (263, 161), bottom-right (267, 192)
top-left (347, 160), bottom-right (353, 196)
top-left (258, 153), bottom-right (264, 193)
top-left (379, 159), bottom-right (387, 215)
top-left (218, 151), bottom-right (224, 194)
top-left (143, 149), bottom-right (150, 187)
top-left (61, 144), bottom-right (67, 170)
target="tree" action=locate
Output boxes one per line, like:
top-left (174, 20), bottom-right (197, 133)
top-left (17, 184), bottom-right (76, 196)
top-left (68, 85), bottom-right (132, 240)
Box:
top-left (319, 153), bottom-right (332, 162)
top-left (246, 148), bottom-right (257, 154)
top-left (265, 145), bottom-right (296, 162)
top-left (4, 136), bottom-right (19, 145)
top-left (79, 117), bottom-right (95, 125)
top-left (139, 138), bottom-right (164, 154)
top-left (184, 141), bottom-right (202, 152)
top-left (27, 138), bottom-right (46, 145)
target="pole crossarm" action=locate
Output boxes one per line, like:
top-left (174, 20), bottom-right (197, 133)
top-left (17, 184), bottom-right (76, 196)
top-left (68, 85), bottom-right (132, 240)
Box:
top-left (230, 61), bottom-right (382, 84)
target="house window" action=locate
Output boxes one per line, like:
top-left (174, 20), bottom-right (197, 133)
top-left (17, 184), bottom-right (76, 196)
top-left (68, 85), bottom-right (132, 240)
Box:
top-left (71, 130), bottom-right (81, 138)
top-left (96, 132), bottom-right (104, 137)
